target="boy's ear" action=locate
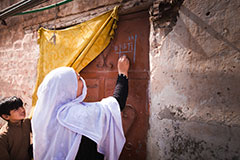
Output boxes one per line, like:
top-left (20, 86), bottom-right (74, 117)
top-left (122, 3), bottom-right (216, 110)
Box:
top-left (2, 114), bottom-right (10, 121)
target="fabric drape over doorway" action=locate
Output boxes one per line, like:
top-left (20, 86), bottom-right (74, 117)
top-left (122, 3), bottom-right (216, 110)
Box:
top-left (32, 7), bottom-right (119, 107)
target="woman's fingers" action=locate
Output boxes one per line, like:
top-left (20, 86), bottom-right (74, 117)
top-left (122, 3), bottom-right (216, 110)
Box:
top-left (118, 55), bottom-right (130, 77)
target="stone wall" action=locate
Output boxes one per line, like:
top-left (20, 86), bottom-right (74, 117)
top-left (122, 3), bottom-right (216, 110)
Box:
top-left (148, 0), bottom-right (240, 159)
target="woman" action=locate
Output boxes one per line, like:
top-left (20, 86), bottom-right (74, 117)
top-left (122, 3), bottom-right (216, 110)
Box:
top-left (32, 55), bottom-right (129, 160)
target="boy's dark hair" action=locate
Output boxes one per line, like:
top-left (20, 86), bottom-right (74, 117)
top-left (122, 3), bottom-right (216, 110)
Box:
top-left (0, 96), bottom-right (23, 118)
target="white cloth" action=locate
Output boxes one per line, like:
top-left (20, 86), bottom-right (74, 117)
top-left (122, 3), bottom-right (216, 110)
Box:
top-left (32, 67), bottom-right (125, 160)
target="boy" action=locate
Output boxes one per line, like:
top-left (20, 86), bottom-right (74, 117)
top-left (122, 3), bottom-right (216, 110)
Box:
top-left (0, 96), bottom-right (32, 160)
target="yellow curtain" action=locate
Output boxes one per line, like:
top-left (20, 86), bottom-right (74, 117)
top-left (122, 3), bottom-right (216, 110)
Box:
top-left (32, 7), bottom-right (118, 107)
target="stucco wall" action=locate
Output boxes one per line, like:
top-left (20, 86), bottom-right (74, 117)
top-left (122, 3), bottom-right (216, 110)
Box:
top-left (148, 0), bottom-right (240, 159)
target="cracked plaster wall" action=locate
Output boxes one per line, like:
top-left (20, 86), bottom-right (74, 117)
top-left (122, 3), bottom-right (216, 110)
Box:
top-left (148, 0), bottom-right (240, 159)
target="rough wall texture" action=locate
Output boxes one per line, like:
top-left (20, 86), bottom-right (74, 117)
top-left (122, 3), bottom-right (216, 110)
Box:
top-left (0, 22), bottom-right (39, 126)
top-left (148, 0), bottom-right (240, 159)
top-left (1, 0), bottom-right (240, 159)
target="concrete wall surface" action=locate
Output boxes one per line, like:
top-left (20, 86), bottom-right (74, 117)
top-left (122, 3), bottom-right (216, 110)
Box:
top-left (148, 0), bottom-right (240, 159)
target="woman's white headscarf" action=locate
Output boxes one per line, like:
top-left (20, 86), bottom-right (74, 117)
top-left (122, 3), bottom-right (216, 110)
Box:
top-left (32, 67), bottom-right (125, 160)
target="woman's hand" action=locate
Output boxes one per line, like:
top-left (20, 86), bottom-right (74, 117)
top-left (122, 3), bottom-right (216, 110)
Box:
top-left (118, 55), bottom-right (130, 78)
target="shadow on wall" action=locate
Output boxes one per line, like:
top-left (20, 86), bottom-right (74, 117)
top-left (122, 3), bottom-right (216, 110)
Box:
top-left (151, 0), bottom-right (184, 36)
top-left (156, 119), bottom-right (240, 160)
top-left (173, 17), bottom-right (208, 59)
top-left (180, 5), bottom-right (240, 56)
top-left (153, 70), bottom-right (240, 159)
top-left (157, 68), bottom-right (240, 127)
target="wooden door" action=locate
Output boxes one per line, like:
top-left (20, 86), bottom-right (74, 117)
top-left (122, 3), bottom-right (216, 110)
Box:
top-left (80, 11), bottom-right (150, 160)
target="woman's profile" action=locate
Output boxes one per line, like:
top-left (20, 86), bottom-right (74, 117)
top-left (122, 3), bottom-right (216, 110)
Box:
top-left (32, 55), bottom-right (129, 160)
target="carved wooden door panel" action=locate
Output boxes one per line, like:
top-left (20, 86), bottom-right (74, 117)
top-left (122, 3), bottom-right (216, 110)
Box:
top-left (80, 11), bottom-right (149, 160)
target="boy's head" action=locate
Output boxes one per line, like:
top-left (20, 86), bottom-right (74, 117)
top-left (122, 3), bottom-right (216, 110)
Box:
top-left (0, 96), bottom-right (26, 123)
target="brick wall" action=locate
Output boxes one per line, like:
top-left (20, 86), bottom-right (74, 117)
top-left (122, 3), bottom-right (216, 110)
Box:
top-left (0, 29), bottom-right (39, 126)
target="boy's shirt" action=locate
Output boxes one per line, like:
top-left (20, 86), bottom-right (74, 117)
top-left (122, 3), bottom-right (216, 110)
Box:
top-left (0, 118), bottom-right (31, 160)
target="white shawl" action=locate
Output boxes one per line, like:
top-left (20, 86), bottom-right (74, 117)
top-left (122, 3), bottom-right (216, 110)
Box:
top-left (32, 67), bottom-right (125, 160)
